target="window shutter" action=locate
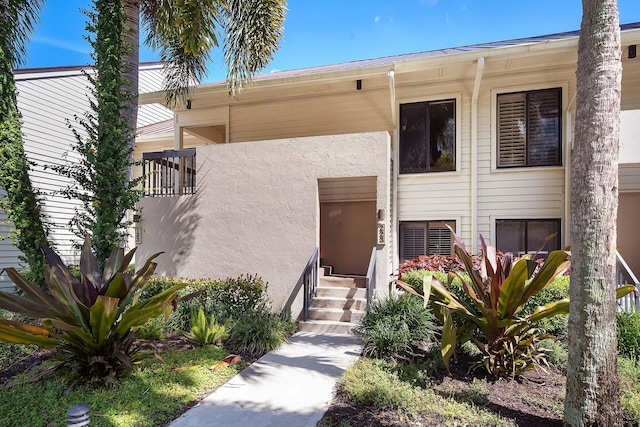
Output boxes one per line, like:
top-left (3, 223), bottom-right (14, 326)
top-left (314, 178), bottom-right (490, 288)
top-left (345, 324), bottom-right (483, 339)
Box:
top-left (527, 90), bottom-right (560, 166)
top-left (497, 93), bottom-right (526, 167)
top-left (428, 222), bottom-right (453, 255)
top-left (400, 224), bottom-right (426, 261)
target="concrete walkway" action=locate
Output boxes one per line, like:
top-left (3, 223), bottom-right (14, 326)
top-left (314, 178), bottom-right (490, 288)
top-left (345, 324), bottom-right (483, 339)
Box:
top-left (168, 332), bottom-right (362, 427)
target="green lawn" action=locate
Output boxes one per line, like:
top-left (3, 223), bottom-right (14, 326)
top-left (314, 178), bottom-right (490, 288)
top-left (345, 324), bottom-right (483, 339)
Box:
top-left (0, 345), bottom-right (246, 427)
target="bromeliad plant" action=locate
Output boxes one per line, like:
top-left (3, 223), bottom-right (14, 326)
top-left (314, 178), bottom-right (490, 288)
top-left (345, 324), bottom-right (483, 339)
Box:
top-left (181, 308), bottom-right (232, 345)
top-left (0, 236), bottom-right (189, 387)
top-left (396, 230), bottom-right (634, 378)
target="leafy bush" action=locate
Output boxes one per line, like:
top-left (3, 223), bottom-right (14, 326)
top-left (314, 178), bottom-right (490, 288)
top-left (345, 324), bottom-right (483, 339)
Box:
top-left (341, 358), bottom-right (426, 414)
top-left (142, 274), bottom-right (270, 331)
top-left (207, 274), bottom-right (270, 321)
top-left (618, 311), bottom-right (640, 359)
top-left (539, 338), bottom-right (568, 371)
top-left (338, 358), bottom-right (518, 426)
top-left (356, 294), bottom-right (437, 360)
top-left (0, 236), bottom-right (188, 386)
top-left (619, 356), bottom-right (640, 425)
top-left (396, 231), bottom-right (573, 378)
top-left (181, 308), bottom-right (231, 345)
top-left (521, 275), bottom-right (569, 339)
top-left (399, 254), bottom-right (469, 275)
top-left (225, 312), bottom-right (294, 358)
top-left (138, 317), bottom-right (167, 340)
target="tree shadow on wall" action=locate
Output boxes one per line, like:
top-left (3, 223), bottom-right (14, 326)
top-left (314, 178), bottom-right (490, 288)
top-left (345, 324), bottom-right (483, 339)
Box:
top-left (137, 189), bottom-right (202, 277)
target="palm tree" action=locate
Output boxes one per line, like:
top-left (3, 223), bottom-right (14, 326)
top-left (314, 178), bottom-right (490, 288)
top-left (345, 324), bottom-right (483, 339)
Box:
top-left (0, 0), bottom-right (50, 287)
top-left (564, 0), bottom-right (623, 425)
top-left (65, 0), bottom-right (285, 263)
top-left (122, 0), bottom-right (287, 149)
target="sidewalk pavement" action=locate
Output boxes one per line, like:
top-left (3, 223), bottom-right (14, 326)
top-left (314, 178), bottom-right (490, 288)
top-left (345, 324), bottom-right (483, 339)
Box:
top-left (168, 331), bottom-right (363, 427)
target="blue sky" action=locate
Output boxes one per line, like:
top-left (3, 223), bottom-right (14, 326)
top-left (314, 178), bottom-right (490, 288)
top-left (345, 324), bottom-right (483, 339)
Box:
top-left (25, 0), bottom-right (640, 82)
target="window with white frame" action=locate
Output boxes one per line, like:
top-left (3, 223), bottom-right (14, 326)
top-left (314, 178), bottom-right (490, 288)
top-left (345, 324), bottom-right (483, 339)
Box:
top-left (497, 88), bottom-right (562, 168)
top-left (495, 219), bottom-right (561, 257)
top-left (400, 99), bottom-right (456, 174)
top-left (399, 221), bottom-right (455, 261)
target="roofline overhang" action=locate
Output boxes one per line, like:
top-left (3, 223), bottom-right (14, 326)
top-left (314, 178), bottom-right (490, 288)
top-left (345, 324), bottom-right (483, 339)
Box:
top-left (139, 25), bottom-right (640, 108)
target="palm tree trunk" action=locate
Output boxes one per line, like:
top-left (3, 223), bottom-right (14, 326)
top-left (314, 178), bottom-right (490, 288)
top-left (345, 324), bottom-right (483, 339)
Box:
top-left (564, 0), bottom-right (622, 425)
top-left (123, 0), bottom-right (139, 152)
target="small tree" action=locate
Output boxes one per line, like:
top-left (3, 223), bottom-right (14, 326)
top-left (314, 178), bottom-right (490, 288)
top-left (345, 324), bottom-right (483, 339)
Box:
top-left (54, 0), bottom-right (141, 266)
top-left (0, 0), bottom-right (50, 287)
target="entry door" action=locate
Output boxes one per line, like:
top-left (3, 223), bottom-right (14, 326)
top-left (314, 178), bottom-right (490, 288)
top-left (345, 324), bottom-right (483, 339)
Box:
top-left (319, 177), bottom-right (377, 276)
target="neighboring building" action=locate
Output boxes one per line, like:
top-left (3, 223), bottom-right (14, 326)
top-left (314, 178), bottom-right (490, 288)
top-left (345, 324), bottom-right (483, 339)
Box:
top-left (0, 63), bottom-right (171, 290)
top-left (116, 25), bottom-right (640, 318)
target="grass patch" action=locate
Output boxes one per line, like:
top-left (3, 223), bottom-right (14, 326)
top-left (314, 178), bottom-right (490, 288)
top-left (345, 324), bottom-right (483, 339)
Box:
top-left (0, 345), bottom-right (246, 427)
top-left (619, 356), bottom-right (640, 425)
top-left (339, 359), bottom-right (516, 426)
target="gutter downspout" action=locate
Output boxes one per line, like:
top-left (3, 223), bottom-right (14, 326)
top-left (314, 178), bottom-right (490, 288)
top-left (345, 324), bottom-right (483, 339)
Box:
top-left (471, 57), bottom-right (484, 254)
top-left (389, 66), bottom-right (398, 278)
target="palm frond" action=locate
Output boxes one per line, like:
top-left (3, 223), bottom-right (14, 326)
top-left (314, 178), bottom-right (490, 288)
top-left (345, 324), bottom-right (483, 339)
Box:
top-left (223, 0), bottom-right (286, 95)
top-left (141, 0), bottom-right (222, 107)
top-left (1, 0), bottom-right (46, 67)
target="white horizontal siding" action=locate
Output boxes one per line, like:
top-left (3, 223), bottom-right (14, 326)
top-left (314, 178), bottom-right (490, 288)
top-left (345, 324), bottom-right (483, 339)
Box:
top-left (620, 164), bottom-right (640, 192)
top-left (0, 65), bottom-right (167, 272)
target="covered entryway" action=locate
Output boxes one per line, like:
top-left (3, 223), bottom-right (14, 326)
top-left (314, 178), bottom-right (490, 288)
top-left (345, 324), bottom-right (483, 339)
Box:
top-left (319, 177), bottom-right (378, 276)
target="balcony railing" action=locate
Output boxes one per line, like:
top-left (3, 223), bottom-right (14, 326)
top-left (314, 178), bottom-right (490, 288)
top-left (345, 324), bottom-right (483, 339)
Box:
top-left (616, 250), bottom-right (640, 312)
top-left (142, 148), bottom-right (196, 196)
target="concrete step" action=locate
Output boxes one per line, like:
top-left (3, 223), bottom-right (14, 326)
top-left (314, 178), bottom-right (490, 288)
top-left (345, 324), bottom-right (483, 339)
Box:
top-left (307, 307), bottom-right (365, 323)
top-left (297, 320), bottom-right (359, 335)
top-left (319, 276), bottom-right (366, 288)
top-left (316, 286), bottom-right (366, 299)
top-left (319, 266), bottom-right (332, 277)
top-left (310, 296), bottom-right (367, 311)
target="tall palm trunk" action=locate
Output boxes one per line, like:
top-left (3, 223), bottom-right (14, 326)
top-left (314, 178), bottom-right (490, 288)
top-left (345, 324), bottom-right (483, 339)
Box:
top-left (564, 0), bottom-right (622, 425)
top-left (123, 0), bottom-right (139, 152)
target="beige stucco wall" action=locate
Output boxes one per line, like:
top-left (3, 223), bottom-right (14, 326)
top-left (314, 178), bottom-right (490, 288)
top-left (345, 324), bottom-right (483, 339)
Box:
top-left (136, 131), bottom-right (391, 317)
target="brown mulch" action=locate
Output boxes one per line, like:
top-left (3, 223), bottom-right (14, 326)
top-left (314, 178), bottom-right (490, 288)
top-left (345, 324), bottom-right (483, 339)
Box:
top-left (0, 348), bottom-right (57, 385)
top-left (321, 354), bottom-right (567, 427)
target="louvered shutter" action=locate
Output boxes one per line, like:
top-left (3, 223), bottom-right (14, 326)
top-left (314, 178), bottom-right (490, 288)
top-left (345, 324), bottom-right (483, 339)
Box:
top-left (527, 90), bottom-right (561, 166)
top-left (497, 93), bottom-right (527, 167)
top-left (427, 222), bottom-right (453, 255)
top-left (400, 224), bottom-right (426, 261)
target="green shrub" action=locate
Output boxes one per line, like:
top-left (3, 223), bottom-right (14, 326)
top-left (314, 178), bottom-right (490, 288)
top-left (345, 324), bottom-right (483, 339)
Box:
top-left (181, 308), bottom-right (231, 345)
top-left (0, 236), bottom-right (188, 387)
top-left (539, 338), bottom-right (568, 371)
top-left (225, 312), bottom-right (294, 358)
top-left (356, 294), bottom-right (437, 360)
top-left (396, 231), bottom-right (573, 378)
top-left (618, 311), bottom-right (640, 359)
top-left (521, 275), bottom-right (570, 339)
top-left (391, 356), bottom-right (441, 389)
top-left (403, 270), bottom-right (570, 340)
top-left (142, 274), bottom-right (271, 331)
top-left (341, 359), bottom-right (426, 414)
top-left (138, 316), bottom-right (167, 340)
top-left (619, 356), bottom-right (640, 424)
